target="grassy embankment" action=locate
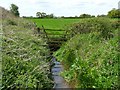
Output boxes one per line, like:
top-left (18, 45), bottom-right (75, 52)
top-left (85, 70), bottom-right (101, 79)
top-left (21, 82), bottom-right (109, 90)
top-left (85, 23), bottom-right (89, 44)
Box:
top-left (1, 7), bottom-right (53, 89)
top-left (53, 18), bottom-right (119, 89)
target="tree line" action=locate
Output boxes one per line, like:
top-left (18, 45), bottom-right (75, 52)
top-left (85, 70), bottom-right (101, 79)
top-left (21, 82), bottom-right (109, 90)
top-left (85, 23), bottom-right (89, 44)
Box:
top-left (36, 12), bottom-right (54, 18)
top-left (10, 4), bottom-right (120, 18)
top-left (30, 8), bottom-right (120, 18)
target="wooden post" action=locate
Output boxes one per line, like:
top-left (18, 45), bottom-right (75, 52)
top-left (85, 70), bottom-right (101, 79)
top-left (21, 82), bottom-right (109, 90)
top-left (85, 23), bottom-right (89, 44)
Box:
top-left (42, 25), bottom-right (49, 41)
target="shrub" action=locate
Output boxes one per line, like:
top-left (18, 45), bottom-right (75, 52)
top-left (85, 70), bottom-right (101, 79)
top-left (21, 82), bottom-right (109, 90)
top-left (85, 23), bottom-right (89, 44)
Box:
top-left (111, 20), bottom-right (120, 29)
top-left (66, 18), bottom-right (114, 39)
top-left (7, 19), bottom-right (17, 25)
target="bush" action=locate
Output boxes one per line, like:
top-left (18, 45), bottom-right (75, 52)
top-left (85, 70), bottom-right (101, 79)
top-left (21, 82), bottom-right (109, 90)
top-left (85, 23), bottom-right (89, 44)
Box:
top-left (66, 18), bottom-right (114, 39)
top-left (111, 20), bottom-right (120, 29)
top-left (7, 19), bottom-right (17, 25)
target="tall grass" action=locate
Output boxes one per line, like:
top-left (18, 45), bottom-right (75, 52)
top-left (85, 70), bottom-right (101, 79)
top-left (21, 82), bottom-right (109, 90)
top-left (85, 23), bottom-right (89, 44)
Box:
top-left (54, 18), bottom-right (119, 89)
top-left (1, 7), bottom-right (53, 89)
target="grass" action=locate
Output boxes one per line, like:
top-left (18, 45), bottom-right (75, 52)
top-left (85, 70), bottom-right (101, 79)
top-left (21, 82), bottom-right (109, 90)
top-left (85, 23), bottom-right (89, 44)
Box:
top-left (2, 7), bottom-right (53, 89)
top-left (53, 18), bottom-right (119, 88)
top-left (29, 18), bottom-right (81, 29)
top-left (28, 18), bottom-right (82, 38)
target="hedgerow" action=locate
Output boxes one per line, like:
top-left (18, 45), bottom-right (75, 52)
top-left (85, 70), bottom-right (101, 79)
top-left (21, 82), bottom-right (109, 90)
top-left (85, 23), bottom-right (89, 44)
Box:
top-left (65, 18), bottom-right (114, 40)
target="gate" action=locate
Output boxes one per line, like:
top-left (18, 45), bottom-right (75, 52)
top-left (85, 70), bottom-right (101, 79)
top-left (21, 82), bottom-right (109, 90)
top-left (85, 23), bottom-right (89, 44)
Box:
top-left (42, 26), bottom-right (67, 54)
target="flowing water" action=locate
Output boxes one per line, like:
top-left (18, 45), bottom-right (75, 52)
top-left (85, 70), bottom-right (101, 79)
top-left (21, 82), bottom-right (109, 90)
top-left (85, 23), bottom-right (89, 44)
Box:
top-left (51, 57), bottom-right (71, 90)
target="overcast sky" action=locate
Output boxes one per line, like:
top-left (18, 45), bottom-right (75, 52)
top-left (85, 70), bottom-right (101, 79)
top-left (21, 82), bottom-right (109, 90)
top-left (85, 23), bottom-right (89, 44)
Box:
top-left (0, 0), bottom-right (119, 17)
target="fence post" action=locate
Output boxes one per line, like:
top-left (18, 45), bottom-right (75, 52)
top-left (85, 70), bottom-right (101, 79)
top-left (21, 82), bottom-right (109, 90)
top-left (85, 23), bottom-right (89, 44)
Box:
top-left (42, 25), bottom-right (49, 41)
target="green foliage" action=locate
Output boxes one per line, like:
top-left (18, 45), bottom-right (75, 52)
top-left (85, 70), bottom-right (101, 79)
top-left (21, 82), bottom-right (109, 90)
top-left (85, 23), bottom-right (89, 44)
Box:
top-left (10, 4), bottom-right (20, 17)
top-left (54, 18), bottom-right (118, 88)
top-left (2, 12), bottom-right (53, 89)
top-left (111, 20), bottom-right (120, 29)
top-left (97, 14), bottom-right (107, 17)
top-left (36, 12), bottom-right (42, 18)
top-left (79, 14), bottom-right (93, 18)
top-left (36, 12), bottom-right (54, 18)
top-left (66, 18), bottom-right (114, 40)
top-left (6, 19), bottom-right (17, 25)
top-left (107, 8), bottom-right (120, 18)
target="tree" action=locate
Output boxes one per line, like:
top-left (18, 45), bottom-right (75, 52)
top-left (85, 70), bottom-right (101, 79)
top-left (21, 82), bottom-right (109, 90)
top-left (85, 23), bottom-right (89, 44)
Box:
top-left (107, 8), bottom-right (120, 18)
top-left (41, 12), bottom-right (46, 18)
top-left (10, 4), bottom-right (20, 17)
top-left (36, 11), bottom-right (54, 18)
top-left (80, 14), bottom-right (92, 18)
top-left (97, 14), bottom-right (107, 17)
top-left (36, 12), bottom-right (47, 18)
top-left (49, 13), bottom-right (54, 18)
top-left (36, 12), bottom-right (42, 18)
top-left (46, 13), bottom-right (54, 18)
top-left (91, 15), bottom-right (95, 17)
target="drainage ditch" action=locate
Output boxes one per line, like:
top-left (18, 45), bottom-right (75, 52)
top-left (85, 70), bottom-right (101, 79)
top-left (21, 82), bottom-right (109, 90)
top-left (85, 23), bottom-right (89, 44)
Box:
top-left (51, 57), bottom-right (71, 89)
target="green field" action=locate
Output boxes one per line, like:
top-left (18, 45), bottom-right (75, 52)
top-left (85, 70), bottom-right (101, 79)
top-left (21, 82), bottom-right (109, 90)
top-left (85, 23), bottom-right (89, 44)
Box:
top-left (28, 18), bottom-right (81, 38)
top-left (29, 18), bottom-right (118, 29)
top-left (29, 18), bottom-right (81, 29)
